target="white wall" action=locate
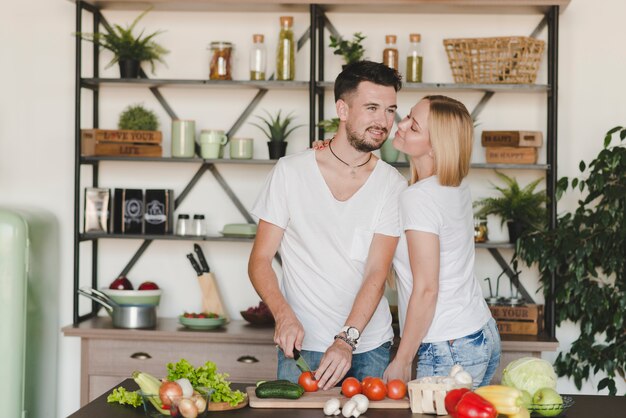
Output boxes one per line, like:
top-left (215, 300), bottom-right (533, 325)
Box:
top-left (1, 1), bottom-right (624, 416)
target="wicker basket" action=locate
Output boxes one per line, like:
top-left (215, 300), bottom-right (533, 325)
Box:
top-left (443, 36), bottom-right (545, 84)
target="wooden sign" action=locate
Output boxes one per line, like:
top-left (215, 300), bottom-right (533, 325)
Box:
top-left (489, 304), bottom-right (544, 335)
top-left (81, 138), bottom-right (162, 157)
top-left (485, 147), bottom-right (537, 164)
top-left (81, 129), bottom-right (162, 144)
top-left (482, 130), bottom-right (543, 147)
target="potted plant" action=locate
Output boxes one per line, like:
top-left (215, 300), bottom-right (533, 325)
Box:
top-left (118, 104), bottom-right (159, 131)
top-left (75, 8), bottom-right (168, 78)
top-left (251, 110), bottom-right (303, 159)
top-left (317, 117), bottom-right (340, 137)
top-left (329, 32), bottom-right (366, 67)
top-left (473, 171), bottom-right (547, 243)
top-left (516, 126), bottom-right (626, 395)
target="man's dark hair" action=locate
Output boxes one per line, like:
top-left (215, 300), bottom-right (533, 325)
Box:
top-left (334, 60), bottom-right (402, 102)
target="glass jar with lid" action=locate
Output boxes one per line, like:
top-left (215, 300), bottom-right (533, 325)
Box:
top-left (209, 41), bottom-right (233, 80)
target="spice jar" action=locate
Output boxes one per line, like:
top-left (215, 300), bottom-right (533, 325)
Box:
top-left (406, 33), bottom-right (423, 82)
top-left (250, 34), bottom-right (267, 81)
top-left (176, 214), bottom-right (191, 236)
top-left (192, 214), bottom-right (207, 237)
top-left (382, 35), bottom-right (398, 70)
top-left (474, 218), bottom-right (489, 243)
top-left (209, 41), bottom-right (233, 80)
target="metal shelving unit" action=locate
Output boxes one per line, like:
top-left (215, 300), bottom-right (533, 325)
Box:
top-left (72, 1), bottom-right (566, 339)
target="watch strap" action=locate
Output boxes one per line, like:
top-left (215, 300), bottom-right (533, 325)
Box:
top-left (334, 334), bottom-right (357, 351)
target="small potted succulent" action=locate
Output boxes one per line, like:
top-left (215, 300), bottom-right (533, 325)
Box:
top-left (473, 171), bottom-right (547, 243)
top-left (75, 8), bottom-right (168, 78)
top-left (329, 32), bottom-right (366, 67)
top-left (251, 110), bottom-right (303, 159)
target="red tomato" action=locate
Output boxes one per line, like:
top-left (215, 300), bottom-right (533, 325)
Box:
top-left (341, 377), bottom-right (362, 398)
top-left (298, 371), bottom-right (318, 392)
top-left (362, 377), bottom-right (387, 401)
top-left (386, 379), bottom-right (407, 400)
top-left (361, 376), bottom-right (374, 391)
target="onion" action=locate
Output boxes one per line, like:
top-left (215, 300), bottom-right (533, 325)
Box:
top-left (175, 378), bottom-right (194, 398)
top-left (159, 381), bottom-right (183, 407)
top-left (177, 398), bottom-right (198, 418)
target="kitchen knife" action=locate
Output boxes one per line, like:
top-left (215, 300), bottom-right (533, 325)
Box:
top-left (186, 253), bottom-right (203, 276)
top-left (293, 348), bottom-right (314, 378)
top-left (194, 243), bottom-right (210, 272)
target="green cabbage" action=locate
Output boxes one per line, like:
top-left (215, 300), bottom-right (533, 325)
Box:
top-left (501, 357), bottom-right (557, 397)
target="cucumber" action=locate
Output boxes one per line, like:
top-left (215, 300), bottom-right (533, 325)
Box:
top-left (255, 381), bottom-right (305, 399)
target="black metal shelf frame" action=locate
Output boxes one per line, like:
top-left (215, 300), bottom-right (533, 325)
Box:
top-left (73, 2), bottom-right (560, 338)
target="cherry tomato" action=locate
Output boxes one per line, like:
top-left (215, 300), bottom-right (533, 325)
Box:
top-left (298, 371), bottom-right (319, 392)
top-left (386, 379), bottom-right (407, 400)
top-left (363, 377), bottom-right (387, 401)
top-left (341, 377), bottom-right (362, 398)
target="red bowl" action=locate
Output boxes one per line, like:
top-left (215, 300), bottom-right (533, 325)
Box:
top-left (240, 310), bottom-right (275, 326)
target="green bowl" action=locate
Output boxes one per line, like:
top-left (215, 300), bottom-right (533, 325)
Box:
top-left (100, 288), bottom-right (162, 306)
top-left (179, 315), bottom-right (227, 330)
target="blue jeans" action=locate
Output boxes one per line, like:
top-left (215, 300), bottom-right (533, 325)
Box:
top-left (277, 342), bottom-right (392, 384)
top-left (416, 318), bottom-right (501, 388)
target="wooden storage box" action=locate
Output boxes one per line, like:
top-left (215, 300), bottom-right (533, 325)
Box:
top-left (81, 129), bottom-right (162, 157)
top-left (485, 147), bottom-right (537, 164)
top-left (482, 131), bottom-right (543, 148)
top-left (489, 304), bottom-right (544, 335)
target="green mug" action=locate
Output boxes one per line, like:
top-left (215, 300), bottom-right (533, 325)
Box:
top-left (230, 137), bottom-right (253, 159)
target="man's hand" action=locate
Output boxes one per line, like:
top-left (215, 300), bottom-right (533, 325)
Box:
top-left (314, 338), bottom-right (353, 390)
top-left (383, 358), bottom-right (412, 383)
top-left (274, 310), bottom-right (305, 358)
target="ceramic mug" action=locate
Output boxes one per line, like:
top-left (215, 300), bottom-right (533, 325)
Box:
top-left (200, 130), bottom-right (228, 159)
top-left (171, 120), bottom-right (196, 158)
top-left (230, 137), bottom-right (253, 159)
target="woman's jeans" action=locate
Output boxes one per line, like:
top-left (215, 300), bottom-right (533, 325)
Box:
top-left (277, 342), bottom-right (392, 383)
top-left (416, 317), bottom-right (501, 388)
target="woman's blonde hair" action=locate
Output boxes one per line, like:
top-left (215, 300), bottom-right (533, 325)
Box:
top-left (410, 95), bottom-right (474, 186)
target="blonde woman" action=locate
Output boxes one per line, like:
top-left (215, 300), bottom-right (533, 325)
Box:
top-left (383, 95), bottom-right (501, 387)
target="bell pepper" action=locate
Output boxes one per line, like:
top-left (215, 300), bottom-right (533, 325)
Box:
top-left (445, 388), bottom-right (471, 417)
top-left (475, 385), bottom-right (526, 416)
top-left (454, 392), bottom-right (498, 418)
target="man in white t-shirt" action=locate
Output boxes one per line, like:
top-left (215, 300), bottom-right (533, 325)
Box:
top-left (249, 61), bottom-right (406, 390)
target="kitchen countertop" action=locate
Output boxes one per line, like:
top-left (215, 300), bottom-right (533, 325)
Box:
top-left (68, 378), bottom-right (625, 418)
top-left (62, 317), bottom-right (559, 351)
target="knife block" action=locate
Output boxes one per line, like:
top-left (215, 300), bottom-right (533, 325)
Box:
top-left (197, 272), bottom-right (229, 320)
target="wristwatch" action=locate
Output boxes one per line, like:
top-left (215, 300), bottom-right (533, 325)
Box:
top-left (334, 326), bottom-right (361, 350)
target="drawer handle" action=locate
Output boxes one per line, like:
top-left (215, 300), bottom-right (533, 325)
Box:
top-left (237, 355), bottom-right (259, 364)
top-left (130, 352), bottom-right (152, 360)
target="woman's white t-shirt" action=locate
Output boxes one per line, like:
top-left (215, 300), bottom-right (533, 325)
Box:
top-left (251, 150), bottom-right (407, 353)
top-left (393, 176), bottom-right (491, 342)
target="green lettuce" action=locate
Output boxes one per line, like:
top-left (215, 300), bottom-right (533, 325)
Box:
top-left (107, 386), bottom-right (142, 407)
top-left (166, 359), bottom-right (245, 406)
top-left (501, 357), bottom-right (557, 397)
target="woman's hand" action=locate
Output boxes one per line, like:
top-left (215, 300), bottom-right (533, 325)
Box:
top-left (383, 358), bottom-right (413, 383)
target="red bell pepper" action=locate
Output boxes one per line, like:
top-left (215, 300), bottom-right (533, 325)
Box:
top-left (445, 388), bottom-right (471, 417)
top-left (454, 392), bottom-right (497, 418)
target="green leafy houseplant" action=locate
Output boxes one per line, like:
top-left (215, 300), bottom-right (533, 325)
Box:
top-left (75, 8), bottom-right (168, 74)
top-left (118, 104), bottom-right (159, 131)
top-left (329, 32), bottom-right (366, 65)
top-left (317, 117), bottom-right (340, 134)
top-left (516, 126), bottom-right (626, 395)
top-left (474, 171), bottom-right (547, 241)
top-left (251, 110), bottom-right (303, 143)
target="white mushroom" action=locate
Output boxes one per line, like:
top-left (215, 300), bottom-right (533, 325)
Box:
top-left (351, 394), bottom-right (369, 414)
top-left (449, 364), bottom-right (464, 377)
top-left (323, 398), bottom-right (341, 416)
top-left (454, 371), bottom-right (473, 386)
top-left (342, 400), bottom-right (358, 418)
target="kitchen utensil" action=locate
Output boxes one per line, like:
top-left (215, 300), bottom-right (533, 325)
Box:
top-left (77, 288), bottom-right (157, 329)
top-left (246, 386), bottom-right (410, 409)
top-left (186, 248), bottom-right (228, 320)
top-left (179, 314), bottom-right (227, 330)
top-left (220, 223), bottom-right (257, 238)
top-left (99, 288), bottom-right (162, 306)
top-left (293, 348), bottom-right (313, 374)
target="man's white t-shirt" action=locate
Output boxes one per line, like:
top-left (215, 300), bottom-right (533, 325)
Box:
top-left (251, 150), bottom-right (407, 353)
top-left (393, 176), bottom-right (491, 342)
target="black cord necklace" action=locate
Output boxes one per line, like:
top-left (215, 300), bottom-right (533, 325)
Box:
top-left (328, 139), bottom-right (372, 178)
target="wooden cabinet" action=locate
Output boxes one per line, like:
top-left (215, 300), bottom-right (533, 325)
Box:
top-left (63, 319), bottom-right (277, 405)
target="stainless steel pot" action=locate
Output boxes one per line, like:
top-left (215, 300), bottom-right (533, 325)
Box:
top-left (78, 288), bottom-right (157, 329)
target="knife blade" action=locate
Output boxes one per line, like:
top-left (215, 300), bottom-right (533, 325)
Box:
top-left (293, 348), bottom-right (314, 378)
top-left (194, 243), bottom-right (210, 273)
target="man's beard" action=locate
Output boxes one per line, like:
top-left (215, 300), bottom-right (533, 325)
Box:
top-left (346, 122), bottom-right (388, 152)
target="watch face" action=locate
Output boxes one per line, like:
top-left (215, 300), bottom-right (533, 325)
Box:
top-left (346, 327), bottom-right (360, 340)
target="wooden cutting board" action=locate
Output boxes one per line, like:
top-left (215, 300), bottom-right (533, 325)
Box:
top-left (246, 386), bottom-right (409, 409)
